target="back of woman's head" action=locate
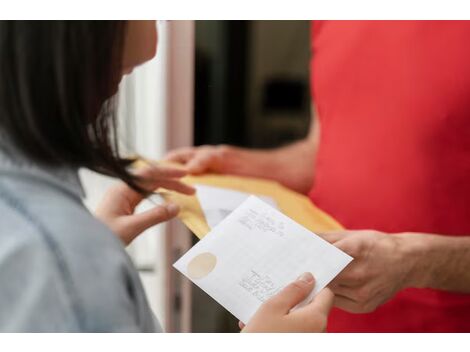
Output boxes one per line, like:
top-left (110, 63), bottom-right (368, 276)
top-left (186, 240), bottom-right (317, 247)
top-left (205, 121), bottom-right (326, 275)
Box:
top-left (0, 21), bottom-right (139, 187)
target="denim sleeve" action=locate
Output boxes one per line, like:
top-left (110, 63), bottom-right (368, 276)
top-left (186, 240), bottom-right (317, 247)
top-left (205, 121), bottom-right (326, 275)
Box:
top-left (0, 234), bottom-right (80, 332)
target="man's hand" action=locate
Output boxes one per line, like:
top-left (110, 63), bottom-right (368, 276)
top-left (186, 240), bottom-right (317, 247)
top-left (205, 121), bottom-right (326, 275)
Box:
top-left (95, 166), bottom-right (195, 245)
top-left (164, 141), bottom-right (317, 193)
top-left (241, 272), bottom-right (334, 333)
top-left (322, 230), bottom-right (415, 314)
top-left (164, 145), bottom-right (228, 175)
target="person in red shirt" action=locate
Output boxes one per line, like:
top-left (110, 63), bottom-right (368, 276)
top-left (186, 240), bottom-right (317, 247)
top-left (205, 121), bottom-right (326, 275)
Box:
top-left (165, 20), bottom-right (470, 332)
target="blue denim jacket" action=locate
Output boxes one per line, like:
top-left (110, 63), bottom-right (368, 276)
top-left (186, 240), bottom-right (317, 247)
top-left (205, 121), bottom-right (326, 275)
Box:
top-left (0, 139), bottom-right (161, 332)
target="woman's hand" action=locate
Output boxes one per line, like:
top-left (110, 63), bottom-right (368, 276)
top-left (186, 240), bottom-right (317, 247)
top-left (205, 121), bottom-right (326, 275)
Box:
top-left (241, 272), bottom-right (334, 333)
top-left (95, 165), bottom-right (195, 245)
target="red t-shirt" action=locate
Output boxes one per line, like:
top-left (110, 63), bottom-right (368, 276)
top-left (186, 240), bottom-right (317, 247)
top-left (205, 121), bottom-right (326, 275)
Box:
top-left (309, 20), bottom-right (470, 332)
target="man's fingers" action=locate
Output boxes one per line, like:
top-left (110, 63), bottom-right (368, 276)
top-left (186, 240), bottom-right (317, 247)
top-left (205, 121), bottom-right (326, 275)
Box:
top-left (238, 321), bottom-right (245, 330)
top-left (333, 294), bottom-right (363, 314)
top-left (318, 231), bottom-right (346, 244)
top-left (329, 285), bottom-right (360, 302)
top-left (265, 272), bottom-right (315, 314)
top-left (329, 278), bottom-right (363, 294)
top-left (328, 264), bottom-right (364, 287)
top-left (126, 203), bottom-right (180, 235)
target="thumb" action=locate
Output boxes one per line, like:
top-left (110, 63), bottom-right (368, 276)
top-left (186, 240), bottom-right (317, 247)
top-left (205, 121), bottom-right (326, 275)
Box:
top-left (125, 203), bottom-right (180, 235)
top-left (266, 272), bottom-right (315, 314)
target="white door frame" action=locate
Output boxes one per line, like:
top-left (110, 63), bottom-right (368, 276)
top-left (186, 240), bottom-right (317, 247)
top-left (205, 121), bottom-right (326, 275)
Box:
top-left (161, 20), bottom-right (195, 333)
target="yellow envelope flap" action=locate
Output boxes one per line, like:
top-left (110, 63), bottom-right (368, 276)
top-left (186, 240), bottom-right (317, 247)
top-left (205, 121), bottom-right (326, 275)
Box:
top-left (160, 173), bottom-right (343, 238)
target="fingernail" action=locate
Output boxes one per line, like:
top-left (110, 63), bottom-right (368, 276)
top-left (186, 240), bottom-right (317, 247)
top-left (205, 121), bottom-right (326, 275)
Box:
top-left (297, 272), bottom-right (314, 283)
top-left (166, 203), bottom-right (180, 214)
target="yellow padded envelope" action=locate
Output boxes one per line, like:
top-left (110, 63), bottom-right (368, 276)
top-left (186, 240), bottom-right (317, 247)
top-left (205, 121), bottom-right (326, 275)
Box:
top-left (159, 173), bottom-right (343, 239)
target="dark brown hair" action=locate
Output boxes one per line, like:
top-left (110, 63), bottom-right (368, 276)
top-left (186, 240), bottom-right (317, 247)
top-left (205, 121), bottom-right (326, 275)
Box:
top-left (0, 21), bottom-right (141, 189)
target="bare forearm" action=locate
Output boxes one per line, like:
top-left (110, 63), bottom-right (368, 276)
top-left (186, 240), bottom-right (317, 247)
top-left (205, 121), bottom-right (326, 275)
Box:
top-left (216, 140), bottom-right (316, 193)
top-left (400, 232), bottom-right (470, 293)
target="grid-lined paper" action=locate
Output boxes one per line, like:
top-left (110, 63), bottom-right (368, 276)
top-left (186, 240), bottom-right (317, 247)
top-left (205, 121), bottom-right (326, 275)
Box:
top-left (173, 196), bottom-right (353, 323)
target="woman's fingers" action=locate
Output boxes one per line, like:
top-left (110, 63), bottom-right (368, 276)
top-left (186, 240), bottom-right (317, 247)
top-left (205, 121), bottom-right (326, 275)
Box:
top-left (123, 203), bottom-right (180, 240)
top-left (134, 167), bottom-right (186, 190)
top-left (306, 287), bottom-right (335, 316)
top-left (103, 182), bottom-right (144, 211)
top-left (287, 288), bottom-right (333, 333)
top-left (156, 179), bottom-right (196, 195)
top-left (131, 166), bottom-right (195, 195)
top-left (136, 165), bottom-right (188, 179)
top-left (164, 148), bottom-right (196, 164)
top-left (243, 273), bottom-right (329, 333)
top-left (264, 272), bottom-right (315, 314)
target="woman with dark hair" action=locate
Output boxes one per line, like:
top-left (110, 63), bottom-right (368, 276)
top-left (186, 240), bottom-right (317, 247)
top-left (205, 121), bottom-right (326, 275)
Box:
top-left (0, 21), bottom-right (333, 332)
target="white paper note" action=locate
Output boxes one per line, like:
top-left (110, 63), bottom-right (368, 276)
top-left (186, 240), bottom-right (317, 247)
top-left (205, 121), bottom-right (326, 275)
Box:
top-left (195, 184), bottom-right (278, 228)
top-left (174, 196), bottom-right (353, 324)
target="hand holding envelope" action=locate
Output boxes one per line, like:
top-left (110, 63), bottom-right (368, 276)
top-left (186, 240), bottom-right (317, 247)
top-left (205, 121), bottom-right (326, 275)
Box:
top-left (135, 161), bottom-right (353, 329)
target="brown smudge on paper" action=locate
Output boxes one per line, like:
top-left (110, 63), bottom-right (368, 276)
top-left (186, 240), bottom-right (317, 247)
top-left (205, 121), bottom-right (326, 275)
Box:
top-left (187, 252), bottom-right (217, 279)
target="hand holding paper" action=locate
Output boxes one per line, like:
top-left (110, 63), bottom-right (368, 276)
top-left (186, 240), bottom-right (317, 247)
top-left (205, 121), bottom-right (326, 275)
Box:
top-left (241, 272), bottom-right (335, 332)
top-left (174, 196), bottom-right (353, 324)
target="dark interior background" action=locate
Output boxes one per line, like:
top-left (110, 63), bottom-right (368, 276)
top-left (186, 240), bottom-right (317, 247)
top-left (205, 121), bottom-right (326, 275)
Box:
top-left (191, 20), bottom-right (312, 332)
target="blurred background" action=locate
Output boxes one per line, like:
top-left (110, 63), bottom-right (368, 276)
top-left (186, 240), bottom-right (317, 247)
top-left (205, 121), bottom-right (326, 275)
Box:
top-left (80, 20), bottom-right (312, 332)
